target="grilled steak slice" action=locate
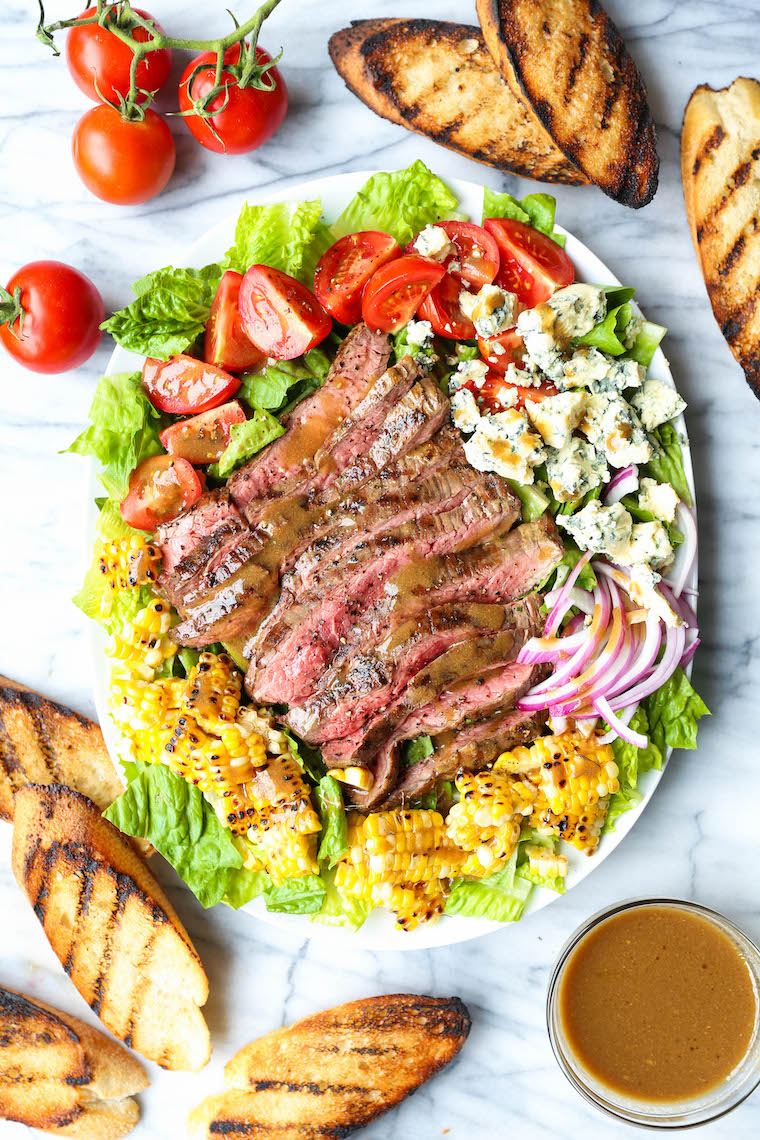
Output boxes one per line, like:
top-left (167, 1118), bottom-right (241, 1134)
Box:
top-left (380, 707), bottom-right (547, 808)
top-left (313, 355), bottom-right (419, 473)
top-left (229, 324), bottom-right (390, 519)
top-left (247, 478), bottom-right (521, 705)
top-left (156, 489), bottom-right (245, 576)
top-left (367, 374), bottom-right (449, 470)
top-left (170, 533), bottom-right (275, 646)
top-left (286, 598), bottom-right (534, 744)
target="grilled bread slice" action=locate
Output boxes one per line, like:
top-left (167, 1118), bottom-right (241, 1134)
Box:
top-left (0, 984), bottom-right (147, 1138)
top-left (188, 993), bottom-right (471, 1139)
top-left (329, 19), bottom-right (588, 186)
top-left (0, 675), bottom-right (123, 821)
top-left (681, 77), bottom-right (760, 398)
top-left (11, 784), bottom-right (211, 1072)
top-left (477, 0), bottom-right (659, 207)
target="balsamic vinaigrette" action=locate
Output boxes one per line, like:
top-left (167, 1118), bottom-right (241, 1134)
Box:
top-left (558, 905), bottom-right (758, 1103)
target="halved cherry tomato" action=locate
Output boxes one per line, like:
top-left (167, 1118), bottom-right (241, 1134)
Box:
top-left (239, 266), bottom-right (331, 360)
top-left (315, 231), bottom-right (401, 325)
top-left (205, 270), bottom-right (264, 372)
top-left (469, 370), bottom-right (559, 414)
top-left (477, 327), bottom-right (526, 373)
top-left (418, 275), bottom-right (475, 340)
top-left (142, 354), bottom-right (241, 415)
top-left (484, 218), bottom-right (574, 307)
top-left (361, 255), bottom-right (446, 334)
top-left (405, 221), bottom-right (500, 287)
top-left (120, 454), bottom-right (202, 531)
top-left (159, 400), bottom-right (246, 464)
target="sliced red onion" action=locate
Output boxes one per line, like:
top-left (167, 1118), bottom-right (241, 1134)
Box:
top-left (518, 579), bottom-right (612, 703)
top-left (597, 704), bottom-right (639, 745)
top-left (594, 696), bottom-right (649, 748)
top-left (669, 503), bottom-right (697, 598)
top-left (609, 622), bottom-right (686, 710)
top-left (680, 637), bottom-right (700, 667)
top-left (544, 550), bottom-right (593, 638)
top-left (604, 464), bottom-right (639, 505)
top-left (603, 611), bottom-right (662, 699)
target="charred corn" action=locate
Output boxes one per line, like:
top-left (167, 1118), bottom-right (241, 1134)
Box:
top-left (252, 823), bottom-right (319, 883)
top-left (107, 598), bottom-right (176, 680)
top-left (183, 652), bottom-right (242, 733)
top-left (109, 676), bottom-right (185, 764)
top-left (335, 864), bottom-right (447, 931)
top-left (525, 845), bottom-right (568, 879)
top-left (445, 770), bottom-right (535, 877)
top-left (345, 810), bottom-right (465, 884)
top-left (97, 536), bottom-right (161, 591)
top-left (326, 766), bottom-right (374, 791)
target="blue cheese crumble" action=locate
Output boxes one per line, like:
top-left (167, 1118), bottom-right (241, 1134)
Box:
top-left (558, 500), bottom-right (633, 561)
top-left (459, 284), bottom-right (517, 339)
top-left (450, 387), bottom-right (482, 434)
top-left (630, 378), bottom-right (687, 431)
top-left (579, 393), bottom-right (653, 468)
top-left (449, 357), bottom-right (489, 393)
top-left (638, 477), bottom-right (679, 524)
top-left (463, 408), bottom-right (545, 484)
top-left (545, 437), bottom-right (608, 502)
top-left (413, 225), bottom-right (453, 261)
top-left (524, 391), bottom-right (587, 449)
top-left (516, 284), bottom-right (607, 382)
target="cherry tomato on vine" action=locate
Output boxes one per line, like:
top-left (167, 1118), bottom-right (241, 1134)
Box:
top-left (314, 232), bottom-right (401, 325)
top-left (65, 6), bottom-right (172, 105)
top-left (72, 104), bottom-right (175, 204)
top-left (178, 43), bottom-right (288, 155)
top-left (0, 261), bottom-right (104, 374)
top-left (121, 454), bottom-right (202, 531)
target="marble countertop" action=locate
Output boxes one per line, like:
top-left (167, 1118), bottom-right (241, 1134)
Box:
top-left (2, 0), bottom-right (760, 1136)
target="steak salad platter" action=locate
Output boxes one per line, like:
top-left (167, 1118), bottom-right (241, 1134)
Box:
top-left (70, 165), bottom-right (708, 947)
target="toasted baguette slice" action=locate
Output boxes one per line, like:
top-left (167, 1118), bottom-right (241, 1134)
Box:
top-left (11, 784), bottom-right (211, 1072)
top-left (477, 0), bottom-right (658, 207)
top-left (0, 984), bottom-right (147, 1138)
top-left (682, 77), bottom-right (760, 398)
top-left (188, 993), bottom-right (470, 1139)
top-left (329, 19), bottom-right (588, 186)
top-left (0, 675), bottom-right (123, 822)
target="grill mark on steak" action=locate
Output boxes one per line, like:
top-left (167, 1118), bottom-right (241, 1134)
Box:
top-left (367, 374), bottom-right (449, 471)
top-left (379, 708), bottom-right (548, 809)
top-left (229, 325), bottom-right (391, 521)
top-left (156, 489), bottom-right (245, 576)
top-left (246, 479), bottom-right (521, 705)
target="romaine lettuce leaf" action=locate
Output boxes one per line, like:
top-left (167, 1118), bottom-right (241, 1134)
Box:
top-left (645, 667), bottom-right (710, 754)
top-left (240, 347), bottom-right (331, 413)
top-left (264, 873), bottom-right (326, 914)
top-left (104, 761), bottom-right (246, 909)
top-left (604, 706), bottom-right (662, 832)
top-left (102, 265), bottom-right (222, 360)
top-left (628, 320), bottom-right (666, 367)
top-left (576, 299), bottom-right (633, 356)
top-left (223, 865), bottom-right (271, 910)
top-left (66, 372), bottom-right (163, 500)
top-left (332, 161), bottom-right (460, 248)
top-left (516, 828), bottom-right (566, 894)
top-left (283, 731), bottom-right (326, 783)
top-left (483, 187), bottom-right (565, 247)
top-left (208, 408), bottom-right (284, 478)
top-left (315, 776), bottom-right (348, 868)
top-left (402, 735), bottom-right (434, 766)
top-left (311, 867), bottom-right (373, 931)
top-left (224, 198), bottom-right (327, 284)
top-left (645, 423), bottom-right (692, 506)
top-left (508, 480), bottom-right (551, 521)
top-left (444, 847), bottom-right (533, 922)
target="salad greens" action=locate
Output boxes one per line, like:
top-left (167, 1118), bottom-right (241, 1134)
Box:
top-left (72, 160), bottom-right (706, 930)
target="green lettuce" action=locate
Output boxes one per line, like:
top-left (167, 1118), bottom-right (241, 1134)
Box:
top-left (315, 776), bottom-right (349, 868)
top-left (628, 320), bottom-right (666, 367)
top-left (444, 847), bottom-right (533, 922)
top-left (402, 735), bottom-right (434, 766)
top-left (516, 829), bottom-right (566, 894)
top-left (264, 874), bottom-right (326, 915)
top-left (283, 731), bottom-right (326, 783)
top-left (104, 762), bottom-right (248, 909)
top-left (508, 480), bottom-right (551, 521)
top-left (240, 347), bottom-right (331, 413)
top-left (604, 706), bottom-right (663, 832)
top-left (576, 288), bottom-right (635, 356)
top-left (483, 187), bottom-right (566, 247)
top-left (66, 372), bottom-right (163, 500)
top-left (645, 667), bottom-right (710, 754)
top-left (102, 265), bottom-right (222, 360)
top-left (223, 865), bottom-right (272, 910)
top-left (645, 423), bottom-right (692, 506)
top-left (332, 161), bottom-right (460, 247)
top-left (224, 198), bottom-right (328, 285)
top-left (312, 867), bottom-right (373, 931)
top-left (209, 408), bottom-right (285, 479)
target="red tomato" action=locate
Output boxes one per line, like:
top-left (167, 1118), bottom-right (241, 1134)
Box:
top-left (361, 255), bottom-right (446, 334)
top-left (142, 354), bottom-right (241, 415)
top-left (205, 270), bottom-right (265, 372)
top-left (471, 370), bottom-right (559, 413)
top-left (405, 221), bottom-right (500, 287)
top-left (72, 104), bottom-right (175, 205)
top-left (65, 7), bottom-right (172, 105)
top-left (477, 327), bottom-right (526, 373)
top-left (178, 44), bottom-right (288, 155)
top-left (484, 218), bottom-right (574, 307)
top-left (239, 266), bottom-right (331, 360)
top-left (121, 455), bottom-right (202, 531)
top-left (159, 400), bottom-right (246, 464)
top-left (315, 232), bottom-right (401, 325)
top-left (0, 260), bottom-right (103, 374)
top-left (418, 275), bottom-right (475, 340)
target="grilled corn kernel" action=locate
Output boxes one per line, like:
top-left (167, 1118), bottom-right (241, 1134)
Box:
top-left (107, 599), bottom-right (176, 680)
top-left (525, 845), bottom-right (568, 879)
top-left (444, 770), bottom-right (534, 876)
top-left (326, 766), bottom-right (374, 791)
top-left (97, 536), bottom-right (161, 591)
top-left (184, 652), bottom-right (242, 733)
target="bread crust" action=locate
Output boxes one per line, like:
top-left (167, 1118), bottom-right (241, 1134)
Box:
top-left (329, 18), bottom-right (588, 185)
top-left (681, 77), bottom-right (760, 398)
top-left (476, 0), bottom-right (659, 207)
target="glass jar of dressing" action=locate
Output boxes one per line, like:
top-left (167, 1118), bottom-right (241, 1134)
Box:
top-left (547, 899), bottom-right (760, 1128)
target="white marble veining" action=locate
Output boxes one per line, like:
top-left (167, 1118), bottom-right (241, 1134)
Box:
top-left (1, 1), bottom-right (760, 1136)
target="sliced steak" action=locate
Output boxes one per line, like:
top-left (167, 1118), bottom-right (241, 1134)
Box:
top-left (366, 374), bottom-right (449, 471)
top-left (156, 489), bottom-right (245, 576)
top-left (378, 708), bottom-right (548, 809)
top-left (286, 598), bottom-right (534, 744)
top-left (170, 532), bottom-right (275, 646)
top-left (228, 324), bottom-right (390, 519)
top-left (247, 478), bottom-right (521, 706)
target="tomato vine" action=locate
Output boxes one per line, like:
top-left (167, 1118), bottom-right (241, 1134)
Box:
top-left (37, 0), bottom-right (284, 122)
